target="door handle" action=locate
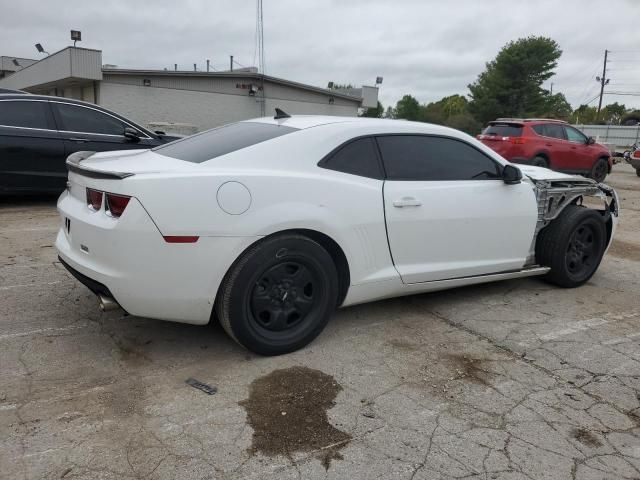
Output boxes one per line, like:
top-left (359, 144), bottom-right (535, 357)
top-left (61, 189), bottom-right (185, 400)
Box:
top-left (545, 143), bottom-right (553, 147)
top-left (68, 137), bottom-right (89, 142)
top-left (393, 197), bottom-right (422, 208)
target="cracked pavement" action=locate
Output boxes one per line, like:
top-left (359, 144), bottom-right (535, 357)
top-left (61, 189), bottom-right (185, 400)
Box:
top-left (1, 163), bottom-right (639, 479)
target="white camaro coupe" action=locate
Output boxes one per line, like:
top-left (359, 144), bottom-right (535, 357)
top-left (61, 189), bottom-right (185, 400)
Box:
top-left (56, 111), bottom-right (619, 355)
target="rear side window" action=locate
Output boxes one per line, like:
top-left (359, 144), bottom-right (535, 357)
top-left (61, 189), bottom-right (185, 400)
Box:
top-left (154, 122), bottom-right (298, 163)
top-left (0, 100), bottom-right (50, 129)
top-left (482, 123), bottom-right (523, 137)
top-left (54, 103), bottom-right (127, 136)
top-left (320, 138), bottom-right (382, 179)
top-left (533, 123), bottom-right (565, 140)
top-left (377, 135), bottom-right (502, 181)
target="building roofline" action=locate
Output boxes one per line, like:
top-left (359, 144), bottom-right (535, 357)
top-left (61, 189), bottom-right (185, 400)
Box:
top-left (101, 68), bottom-right (362, 102)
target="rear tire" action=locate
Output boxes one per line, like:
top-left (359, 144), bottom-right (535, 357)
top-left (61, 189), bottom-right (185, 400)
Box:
top-left (536, 205), bottom-right (607, 288)
top-left (590, 157), bottom-right (608, 183)
top-left (532, 156), bottom-right (548, 168)
top-left (215, 234), bottom-right (338, 356)
top-left (636, 168), bottom-right (640, 177)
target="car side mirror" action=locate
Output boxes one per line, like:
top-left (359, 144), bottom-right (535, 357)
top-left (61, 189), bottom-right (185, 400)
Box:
top-left (502, 164), bottom-right (522, 185)
top-left (587, 136), bottom-right (596, 145)
top-left (124, 127), bottom-right (141, 141)
top-left (154, 130), bottom-right (166, 136)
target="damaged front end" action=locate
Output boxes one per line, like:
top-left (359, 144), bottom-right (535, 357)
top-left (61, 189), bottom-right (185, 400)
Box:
top-left (526, 178), bottom-right (619, 265)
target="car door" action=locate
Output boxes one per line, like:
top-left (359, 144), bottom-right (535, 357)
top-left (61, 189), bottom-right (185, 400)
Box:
top-left (378, 134), bottom-right (538, 284)
top-left (51, 101), bottom-right (158, 158)
top-left (0, 98), bottom-right (66, 193)
top-left (564, 125), bottom-right (592, 171)
top-left (539, 123), bottom-right (572, 169)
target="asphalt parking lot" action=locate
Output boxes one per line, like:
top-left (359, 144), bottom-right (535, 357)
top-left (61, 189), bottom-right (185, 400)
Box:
top-left (1, 164), bottom-right (639, 480)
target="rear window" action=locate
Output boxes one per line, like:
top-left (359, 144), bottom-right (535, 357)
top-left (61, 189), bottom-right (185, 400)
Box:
top-left (154, 122), bottom-right (299, 163)
top-left (482, 123), bottom-right (523, 137)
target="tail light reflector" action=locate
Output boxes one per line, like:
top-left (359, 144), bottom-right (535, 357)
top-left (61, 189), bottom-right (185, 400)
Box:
top-left (86, 188), bottom-right (103, 211)
top-left (506, 136), bottom-right (526, 144)
top-left (105, 193), bottom-right (131, 218)
top-left (163, 236), bottom-right (200, 243)
top-left (633, 150), bottom-right (640, 159)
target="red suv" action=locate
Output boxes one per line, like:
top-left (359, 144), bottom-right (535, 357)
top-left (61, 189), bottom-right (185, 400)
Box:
top-left (477, 119), bottom-right (612, 183)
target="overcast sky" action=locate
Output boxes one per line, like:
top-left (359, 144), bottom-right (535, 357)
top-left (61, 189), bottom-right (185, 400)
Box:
top-left (2, 0), bottom-right (640, 110)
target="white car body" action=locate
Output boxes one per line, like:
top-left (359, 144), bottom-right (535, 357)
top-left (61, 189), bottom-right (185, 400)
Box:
top-left (55, 116), bottom-right (619, 327)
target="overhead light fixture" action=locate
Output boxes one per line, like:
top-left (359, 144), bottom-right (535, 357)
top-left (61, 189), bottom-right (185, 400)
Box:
top-left (12, 58), bottom-right (20, 67)
top-left (327, 81), bottom-right (334, 89)
top-left (375, 76), bottom-right (383, 86)
top-left (35, 43), bottom-right (49, 55)
top-left (71, 30), bottom-right (81, 47)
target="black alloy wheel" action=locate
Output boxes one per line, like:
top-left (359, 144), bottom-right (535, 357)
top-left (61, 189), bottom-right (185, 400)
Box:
top-left (216, 234), bottom-right (338, 355)
top-left (536, 205), bottom-right (607, 287)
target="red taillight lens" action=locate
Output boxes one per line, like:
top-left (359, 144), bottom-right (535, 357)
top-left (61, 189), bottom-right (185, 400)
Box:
top-left (507, 137), bottom-right (526, 145)
top-left (105, 193), bottom-right (131, 218)
top-left (633, 150), bottom-right (640, 159)
top-left (86, 188), bottom-right (103, 211)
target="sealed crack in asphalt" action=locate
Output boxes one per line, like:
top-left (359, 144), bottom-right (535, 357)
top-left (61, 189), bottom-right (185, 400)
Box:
top-left (240, 366), bottom-right (351, 470)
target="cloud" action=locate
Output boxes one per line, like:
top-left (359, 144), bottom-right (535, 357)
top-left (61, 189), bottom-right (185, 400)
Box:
top-left (1, 0), bottom-right (639, 110)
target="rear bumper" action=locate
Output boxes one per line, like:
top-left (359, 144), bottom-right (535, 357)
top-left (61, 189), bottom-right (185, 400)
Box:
top-left (55, 189), bottom-right (259, 325)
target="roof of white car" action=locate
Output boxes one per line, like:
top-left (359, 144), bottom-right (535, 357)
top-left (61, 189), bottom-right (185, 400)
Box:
top-left (246, 114), bottom-right (459, 135)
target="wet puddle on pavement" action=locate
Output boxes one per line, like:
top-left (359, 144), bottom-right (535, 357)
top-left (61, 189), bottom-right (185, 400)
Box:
top-left (240, 366), bottom-right (351, 469)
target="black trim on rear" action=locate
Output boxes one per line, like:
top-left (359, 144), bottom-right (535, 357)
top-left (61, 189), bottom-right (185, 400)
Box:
top-left (66, 162), bottom-right (134, 179)
top-left (58, 256), bottom-right (120, 302)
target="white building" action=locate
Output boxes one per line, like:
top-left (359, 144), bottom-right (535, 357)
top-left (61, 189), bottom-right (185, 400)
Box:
top-left (0, 47), bottom-right (378, 134)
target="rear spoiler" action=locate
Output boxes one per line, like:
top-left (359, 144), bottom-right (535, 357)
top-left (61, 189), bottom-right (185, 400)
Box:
top-left (66, 151), bottom-right (134, 180)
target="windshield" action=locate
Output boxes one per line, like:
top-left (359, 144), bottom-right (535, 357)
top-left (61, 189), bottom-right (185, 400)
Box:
top-left (153, 122), bottom-right (299, 163)
top-left (482, 123), bottom-right (523, 137)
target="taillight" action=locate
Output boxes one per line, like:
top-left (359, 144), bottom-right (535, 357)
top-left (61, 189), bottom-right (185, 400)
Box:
top-left (105, 193), bottom-right (131, 218)
top-left (86, 188), bottom-right (103, 211)
top-left (633, 150), bottom-right (640, 159)
top-left (505, 136), bottom-right (526, 145)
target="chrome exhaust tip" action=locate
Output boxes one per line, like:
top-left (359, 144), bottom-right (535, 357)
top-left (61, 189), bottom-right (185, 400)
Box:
top-left (98, 294), bottom-right (120, 312)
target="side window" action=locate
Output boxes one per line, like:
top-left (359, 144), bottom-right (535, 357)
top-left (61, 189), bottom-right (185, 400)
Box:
top-left (321, 138), bottom-right (382, 179)
top-left (565, 126), bottom-right (587, 144)
top-left (54, 103), bottom-right (126, 136)
top-left (377, 135), bottom-right (502, 181)
top-left (0, 100), bottom-right (50, 129)
top-left (532, 125), bottom-right (545, 136)
top-left (544, 124), bottom-right (565, 140)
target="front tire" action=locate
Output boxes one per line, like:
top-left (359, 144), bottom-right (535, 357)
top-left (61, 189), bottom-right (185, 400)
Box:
top-left (536, 205), bottom-right (607, 288)
top-left (215, 234), bottom-right (338, 355)
top-left (590, 157), bottom-right (608, 183)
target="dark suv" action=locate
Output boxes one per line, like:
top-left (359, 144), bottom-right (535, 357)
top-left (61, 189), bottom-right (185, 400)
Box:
top-left (478, 118), bottom-right (612, 183)
top-left (0, 94), bottom-right (180, 194)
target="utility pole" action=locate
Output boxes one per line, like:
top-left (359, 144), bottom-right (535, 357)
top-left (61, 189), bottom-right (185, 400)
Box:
top-left (596, 49), bottom-right (610, 120)
top-left (206, 59), bottom-right (210, 72)
top-left (550, 82), bottom-right (553, 95)
top-left (230, 55), bottom-right (233, 71)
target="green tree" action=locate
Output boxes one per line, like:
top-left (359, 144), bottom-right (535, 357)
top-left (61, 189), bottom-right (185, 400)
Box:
top-left (601, 102), bottom-right (627, 124)
top-left (570, 104), bottom-right (598, 124)
top-left (394, 94), bottom-right (421, 120)
top-left (539, 93), bottom-right (572, 119)
top-left (359, 101), bottom-right (384, 118)
top-left (468, 36), bottom-right (562, 123)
